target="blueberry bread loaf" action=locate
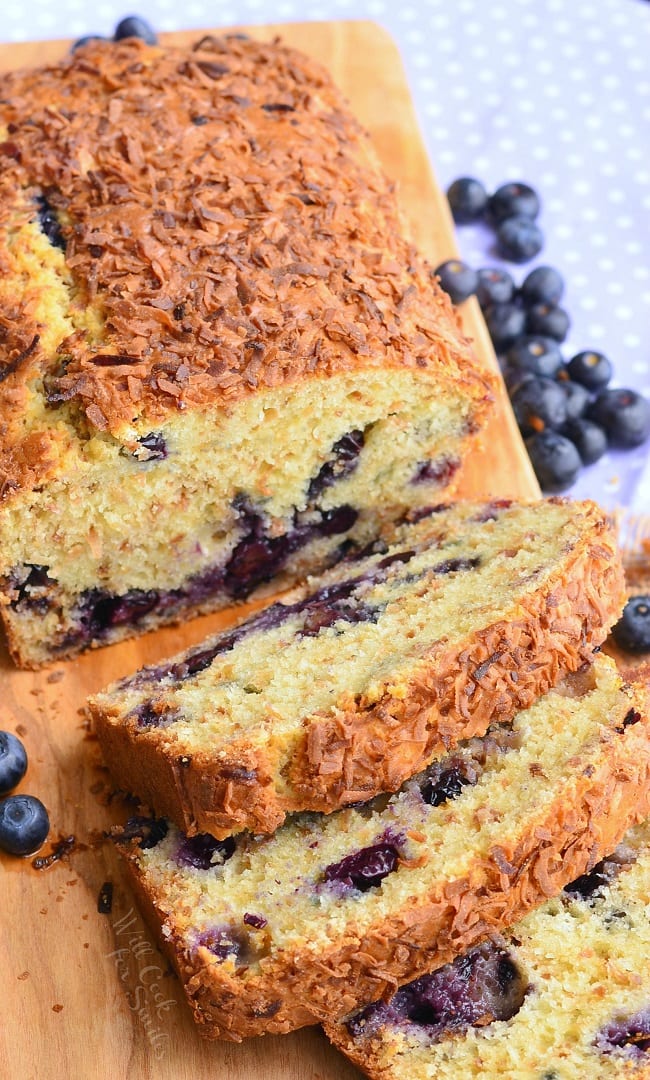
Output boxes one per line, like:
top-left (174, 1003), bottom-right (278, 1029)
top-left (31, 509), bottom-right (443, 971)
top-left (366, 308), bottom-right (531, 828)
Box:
top-left (116, 655), bottom-right (650, 1041)
top-left (0, 34), bottom-right (493, 668)
top-left (326, 819), bottom-right (650, 1080)
top-left (89, 498), bottom-right (624, 839)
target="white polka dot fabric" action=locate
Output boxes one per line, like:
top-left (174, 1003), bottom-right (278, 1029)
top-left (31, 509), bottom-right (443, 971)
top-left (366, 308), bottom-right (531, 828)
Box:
top-left (2, 0), bottom-right (649, 508)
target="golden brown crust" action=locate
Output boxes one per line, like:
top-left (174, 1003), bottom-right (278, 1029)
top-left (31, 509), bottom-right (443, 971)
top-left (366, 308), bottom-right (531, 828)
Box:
top-left (119, 676), bottom-right (650, 1041)
top-left (0, 34), bottom-right (490, 499)
top-left (91, 507), bottom-right (626, 838)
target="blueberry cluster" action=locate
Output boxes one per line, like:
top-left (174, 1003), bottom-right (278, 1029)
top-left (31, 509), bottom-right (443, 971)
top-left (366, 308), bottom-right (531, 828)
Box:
top-left (446, 178), bottom-right (544, 263)
top-left (0, 731), bottom-right (49, 856)
top-left (72, 15), bottom-right (157, 51)
top-left (437, 177), bottom-right (650, 492)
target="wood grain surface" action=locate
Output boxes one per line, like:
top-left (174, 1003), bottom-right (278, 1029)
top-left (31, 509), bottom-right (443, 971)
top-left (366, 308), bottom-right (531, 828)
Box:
top-left (0, 21), bottom-right (540, 1080)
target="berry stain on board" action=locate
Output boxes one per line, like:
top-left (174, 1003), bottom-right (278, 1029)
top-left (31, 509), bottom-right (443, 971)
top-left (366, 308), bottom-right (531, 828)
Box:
top-left (436, 175), bottom-right (650, 492)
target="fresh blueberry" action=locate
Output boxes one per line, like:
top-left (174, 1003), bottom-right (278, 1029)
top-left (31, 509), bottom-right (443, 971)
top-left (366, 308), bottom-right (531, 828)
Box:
top-left (114, 16), bottom-right (158, 44)
top-left (0, 795), bottom-right (50, 856)
top-left (434, 260), bottom-right (479, 304)
top-left (497, 216), bottom-right (544, 263)
top-left (525, 303), bottom-right (571, 343)
top-left (562, 418), bottom-right (608, 465)
top-left (446, 177), bottom-right (488, 223)
top-left (71, 34), bottom-right (108, 51)
top-left (0, 732), bottom-right (28, 796)
top-left (611, 595), bottom-right (650, 653)
top-left (520, 265), bottom-right (564, 307)
top-left (567, 350), bottom-right (613, 391)
top-left (506, 335), bottom-right (564, 379)
top-left (561, 380), bottom-right (591, 422)
top-left (511, 376), bottom-right (568, 435)
top-left (525, 431), bottom-right (581, 492)
top-left (489, 181), bottom-right (540, 224)
top-left (483, 301), bottom-right (526, 353)
top-left (587, 388), bottom-right (650, 448)
top-left (475, 267), bottom-right (515, 309)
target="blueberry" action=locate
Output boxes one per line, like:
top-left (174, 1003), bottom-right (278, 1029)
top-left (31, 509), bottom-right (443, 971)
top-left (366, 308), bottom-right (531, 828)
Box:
top-left (446, 177), bottom-right (488, 223)
top-left (588, 388), bottom-right (650, 448)
top-left (434, 260), bottom-right (479, 305)
top-left (71, 34), bottom-right (108, 52)
top-left (475, 267), bottom-right (515, 309)
top-left (323, 842), bottom-right (400, 892)
top-left (506, 335), bottom-right (564, 379)
top-left (561, 380), bottom-right (591, 422)
top-left (511, 376), bottom-right (568, 435)
top-left (562, 418), bottom-right (608, 465)
top-left (0, 795), bottom-right (50, 856)
top-left (114, 16), bottom-right (158, 44)
top-left (0, 732), bottom-right (28, 796)
top-left (525, 303), bottom-right (571, 343)
top-left (520, 265), bottom-right (564, 307)
top-left (489, 181), bottom-right (540, 224)
top-left (483, 301), bottom-right (526, 353)
top-left (567, 350), bottom-right (613, 391)
top-left (497, 216), bottom-right (544, 263)
top-left (596, 1009), bottom-right (650, 1058)
top-left (525, 431), bottom-right (581, 492)
top-left (611, 596), bottom-right (650, 653)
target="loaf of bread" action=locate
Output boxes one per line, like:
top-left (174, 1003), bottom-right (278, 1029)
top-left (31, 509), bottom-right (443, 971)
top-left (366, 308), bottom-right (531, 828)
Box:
top-left (326, 818), bottom-right (650, 1079)
top-left (0, 34), bottom-right (493, 667)
top-left (90, 498), bottom-right (625, 838)
top-left (115, 655), bottom-right (650, 1041)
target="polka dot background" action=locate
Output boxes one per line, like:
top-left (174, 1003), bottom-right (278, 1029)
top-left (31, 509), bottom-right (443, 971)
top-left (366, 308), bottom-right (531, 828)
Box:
top-left (2, 0), bottom-right (649, 510)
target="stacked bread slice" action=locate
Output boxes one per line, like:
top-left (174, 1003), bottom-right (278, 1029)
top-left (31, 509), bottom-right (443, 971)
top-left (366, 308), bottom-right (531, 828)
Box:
top-left (89, 496), bottom-right (650, 1062)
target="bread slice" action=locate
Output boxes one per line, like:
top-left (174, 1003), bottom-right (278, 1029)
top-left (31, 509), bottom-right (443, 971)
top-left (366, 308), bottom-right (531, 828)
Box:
top-left (90, 498), bottom-right (624, 839)
top-left (325, 818), bottom-right (650, 1079)
top-left (115, 655), bottom-right (650, 1041)
top-left (0, 34), bottom-right (492, 667)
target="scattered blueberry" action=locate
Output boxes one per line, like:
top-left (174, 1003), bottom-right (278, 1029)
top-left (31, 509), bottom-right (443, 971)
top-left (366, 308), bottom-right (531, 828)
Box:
top-left (567, 350), bottom-right (613, 392)
top-left (562, 419), bottom-right (608, 465)
top-left (496, 215), bottom-right (544, 263)
top-left (525, 302), bottom-right (571, 343)
top-left (489, 181), bottom-right (540, 224)
top-left (114, 16), bottom-right (158, 44)
top-left (0, 732), bottom-right (28, 796)
top-left (475, 267), bottom-right (515, 308)
top-left (483, 301), bottom-right (527, 352)
top-left (446, 177), bottom-right (488, 223)
top-left (611, 595), bottom-right (650, 653)
top-left (588, 388), bottom-right (650, 448)
top-left (562, 380), bottom-right (591, 423)
top-left (506, 336), bottom-right (564, 379)
top-left (434, 259), bottom-right (479, 305)
top-left (520, 265), bottom-right (564, 307)
top-left (511, 376), bottom-right (568, 435)
top-left (524, 431), bottom-right (582, 492)
top-left (0, 795), bottom-right (50, 856)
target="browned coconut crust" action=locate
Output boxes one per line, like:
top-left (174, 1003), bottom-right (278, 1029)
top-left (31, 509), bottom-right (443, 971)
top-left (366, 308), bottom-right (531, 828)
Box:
top-left (0, 34), bottom-right (491, 500)
top-left (119, 676), bottom-right (650, 1041)
top-left (90, 504), bottom-right (625, 838)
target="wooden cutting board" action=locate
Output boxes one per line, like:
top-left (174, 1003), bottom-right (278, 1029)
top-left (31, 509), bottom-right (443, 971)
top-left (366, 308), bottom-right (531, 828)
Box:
top-left (0, 21), bottom-right (540, 1080)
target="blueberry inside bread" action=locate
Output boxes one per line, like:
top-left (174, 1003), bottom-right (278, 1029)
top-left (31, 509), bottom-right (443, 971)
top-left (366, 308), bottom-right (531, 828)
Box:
top-left (116, 656), bottom-right (650, 1040)
top-left (89, 498), bottom-right (625, 838)
top-left (0, 35), bottom-right (493, 667)
top-left (327, 818), bottom-right (650, 1080)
